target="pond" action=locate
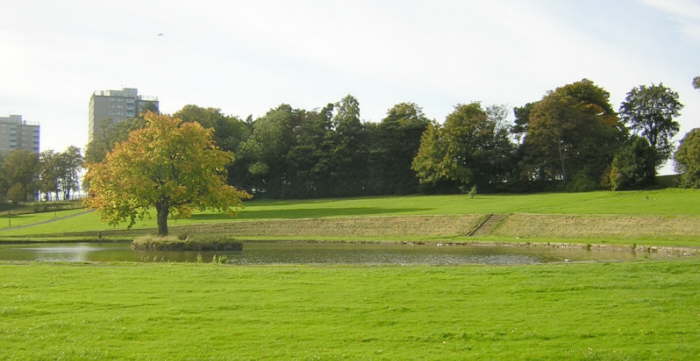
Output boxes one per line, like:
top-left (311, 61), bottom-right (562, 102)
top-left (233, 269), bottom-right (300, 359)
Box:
top-left (0, 241), bottom-right (688, 265)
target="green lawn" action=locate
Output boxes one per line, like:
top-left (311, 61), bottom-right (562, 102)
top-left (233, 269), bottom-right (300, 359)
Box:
top-left (239, 188), bottom-right (700, 217)
top-left (2, 189), bottom-right (699, 237)
top-left (1, 259), bottom-right (699, 360)
top-left (0, 208), bottom-right (87, 231)
top-left (2, 190), bottom-right (700, 360)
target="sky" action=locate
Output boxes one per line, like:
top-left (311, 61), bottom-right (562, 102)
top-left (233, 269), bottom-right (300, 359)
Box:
top-left (1, 0), bottom-right (698, 173)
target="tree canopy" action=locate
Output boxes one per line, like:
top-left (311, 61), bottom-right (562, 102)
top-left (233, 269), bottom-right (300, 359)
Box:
top-left (619, 83), bottom-right (683, 170)
top-left (412, 103), bottom-right (514, 190)
top-left (520, 79), bottom-right (624, 190)
top-left (2, 150), bottom-right (39, 202)
top-left (85, 117), bottom-right (146, 164)
top-left (84, 112), bottom-right (251, 236)
top-left (608, 136), bottom-right (656, 191)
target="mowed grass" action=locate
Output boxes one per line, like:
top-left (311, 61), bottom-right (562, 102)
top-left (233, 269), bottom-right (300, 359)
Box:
top-left (2, 188), bottom-right (699, 237)
top-left (1, 260), bottom-right (699, 361)
top-left (0, 208), bottom-right (87, 231)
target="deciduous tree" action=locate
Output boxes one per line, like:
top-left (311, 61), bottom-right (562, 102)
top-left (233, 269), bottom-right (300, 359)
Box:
top-left (84, 112), bottom-right (251, 236)
top-left (173, 105), bottom-right (250, 152)
top-left (608, 136), bottom-right (656, 191)
top-left (367, 102), bottom-right (429, 194)
top-left (58, 146), bottom-right (83, 200)
top-left (85, 117), bottom-right (146, 163)
top-left (619, 84), bottom-right (683, 172)
top-left (38, 150), bottom-right (61, 200)
top-left (674, 128), bottom-right (700, 188)
top-left (522, 79), bottom-right (623, 190)
top-left (412, 102), bottom-right (514, 190)
top-left (330, 95), bottom-right (368, 196)
top-left (3, 150), bottom-right (39, 201)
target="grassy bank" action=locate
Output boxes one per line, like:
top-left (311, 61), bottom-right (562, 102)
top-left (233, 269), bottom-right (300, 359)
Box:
top-left (1, 260), bottom-right (699, 360)
top-left (2, 189), bottom-right (700, 246)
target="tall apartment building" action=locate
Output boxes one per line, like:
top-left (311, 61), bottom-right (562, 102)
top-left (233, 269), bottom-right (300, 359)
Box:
top-left (88, 88), bottom-right (159, 143)
top-left (0, 114), bottom-right (40, 154)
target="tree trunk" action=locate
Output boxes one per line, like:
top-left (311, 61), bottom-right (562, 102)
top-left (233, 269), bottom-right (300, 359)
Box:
top-left (156, 203), bottom-right (169, 236)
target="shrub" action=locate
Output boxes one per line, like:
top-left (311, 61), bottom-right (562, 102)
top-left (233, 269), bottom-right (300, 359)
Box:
top-left (468, 185), bottom-right (477, 199)
top-left (567, 171), bottom-right (598, 192)
top-left (132, 234), bottom-right (242, 251)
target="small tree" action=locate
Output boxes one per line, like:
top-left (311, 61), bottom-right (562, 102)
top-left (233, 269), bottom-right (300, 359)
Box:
top-left (608, 137), bottom-right (656, 191)
top-left (468, 185), bottom-right (477, 199)
top-left (84, 112), bottom-right (251, 236)
top-left (674, 128), bottom-right (700, 188)
top-left (38, 150), bottom-right (61, 200)
top-left (58, 146), bottom-right (83, 200)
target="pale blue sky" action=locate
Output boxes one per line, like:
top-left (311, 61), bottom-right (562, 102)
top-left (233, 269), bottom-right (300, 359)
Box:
top-left (1, 0), bottom-right (698, 173)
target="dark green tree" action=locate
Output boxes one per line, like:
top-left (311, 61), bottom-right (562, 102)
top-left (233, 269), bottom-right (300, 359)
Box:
top-left (173, 105), bottom-right (253, 191)
top-left (619, 84), bottom-right (683, 172)
top-left (329, 95), bottom-right (368, 196)
top-left (412, 102), bottom-right (514, 190)
top-left (283, 107), bottom-right (335, 197)
top-left (85, 117), bottom-right (146, 163)
top-left (608, 136), bottom-right (656, 191)
top-left (173, 105), bottom-right (250, 152)
top-left (0, 152), bottom-right (7, 202)
top-left (693, 76), bottom-right (700, 89)
top-left (522, 79), bottom-right (624, 190)
top-left (239, 104), bottom-right (314, 198)
top-left (511, 102), bottom-right (535, 141)
top-left (3, 150), bottom-right (39, 201)
top-left (367, 102), bottom-right (429, 194)
top-left (674, 128), bottom-right (700, 188)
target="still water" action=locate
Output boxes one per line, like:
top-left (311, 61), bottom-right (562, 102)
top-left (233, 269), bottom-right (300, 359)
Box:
top-left (0, 241), bottom-right (680, 265)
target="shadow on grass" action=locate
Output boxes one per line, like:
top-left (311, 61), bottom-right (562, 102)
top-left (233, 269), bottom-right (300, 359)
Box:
top-left (190, 207), bottom-right (432, 221)
top-left (242, 196), bottom-right (416, 208)
top-left (0, 213), bottom-right (38, 229)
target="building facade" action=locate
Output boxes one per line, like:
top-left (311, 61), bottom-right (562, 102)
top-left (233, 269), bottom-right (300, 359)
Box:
top-left (88, 88), bottom-right (159, 143)
top-left (0, 114), bottom-right (40, 154)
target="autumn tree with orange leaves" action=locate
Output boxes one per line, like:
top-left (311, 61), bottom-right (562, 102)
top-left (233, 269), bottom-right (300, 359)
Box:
top-left (84, 112), bottom-right (251, 236)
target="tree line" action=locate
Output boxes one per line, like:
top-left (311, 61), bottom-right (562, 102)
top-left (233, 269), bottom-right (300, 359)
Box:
top-left (87, 97), bottom-right (434, 198)
top-left (0, 146), bottom-right (83, 203)
top-left (82, 78), bottom-right (698, 198)
top-left (5, 77), bottom-right (696, 204)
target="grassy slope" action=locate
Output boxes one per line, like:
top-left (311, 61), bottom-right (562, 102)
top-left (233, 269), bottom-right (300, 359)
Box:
top-left (1, 260), bottom-right (699, 361)
top-left (0, 208), bottom-right (87, 230)
top-left (2, 189), bottom-right (699, 236)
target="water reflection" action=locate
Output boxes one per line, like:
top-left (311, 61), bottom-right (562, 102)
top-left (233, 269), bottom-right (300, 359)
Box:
top-left (0, 241), bottom-right (680, 265)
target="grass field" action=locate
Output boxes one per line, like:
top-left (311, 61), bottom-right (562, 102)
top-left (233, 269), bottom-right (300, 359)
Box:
top-left (0, 208), bottom-right (87, 231)
top-left (1, 260), bottom-right (699, 361)
top-left (2, 189), bottom-right (700, 235)
top-left (2, 190), bottom-right (700, 360)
